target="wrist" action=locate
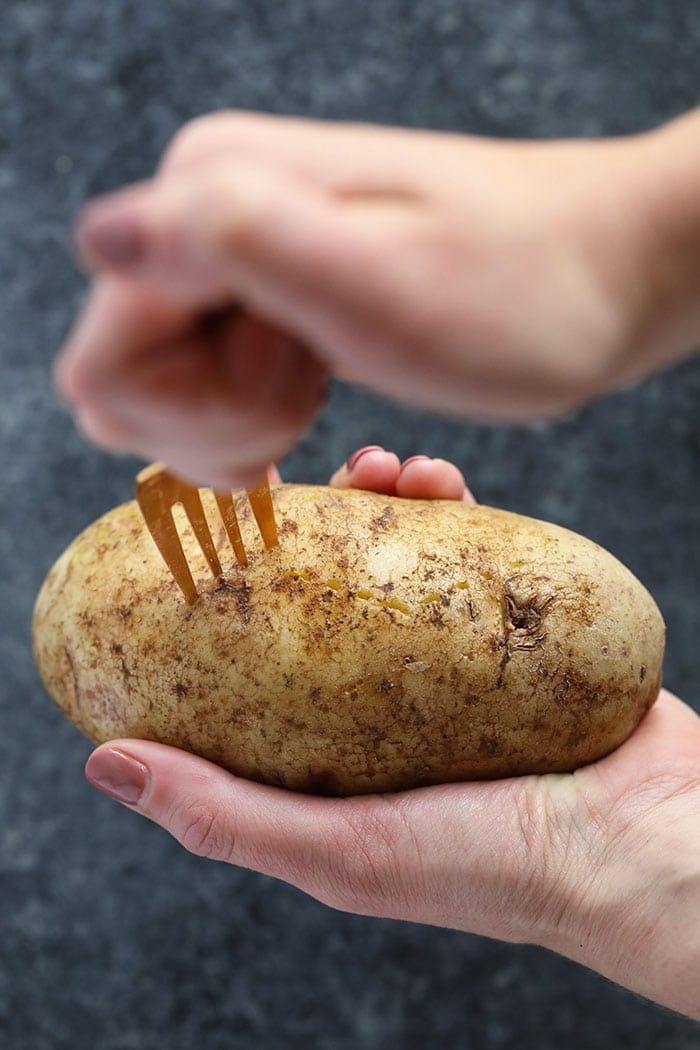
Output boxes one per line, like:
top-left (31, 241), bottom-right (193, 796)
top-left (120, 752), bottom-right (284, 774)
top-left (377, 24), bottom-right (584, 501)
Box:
top-left (540, 785), bottom-right (700, 1019)
top-left (616, 109), bottom-right (700, 382)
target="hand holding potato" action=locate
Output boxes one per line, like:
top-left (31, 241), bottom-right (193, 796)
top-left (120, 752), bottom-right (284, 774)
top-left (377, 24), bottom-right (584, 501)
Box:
top-left (73, 451), bottom-right (700, 1021)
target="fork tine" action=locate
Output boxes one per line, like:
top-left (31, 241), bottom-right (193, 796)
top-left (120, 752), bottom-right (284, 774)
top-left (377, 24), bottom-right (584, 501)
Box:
top-left (213, 492), bottom-right (248, 568)
top-left (246, 474), bottom-right (279, 551)
top-left (175, 483), bottom-right (223, 578)
top-left (136, 462), bottom-right (222, 605)
top-left (214, 472), bottom-right (278, 566)
top-left (136, 464), bottom-right (200, 604)
top-left (136, 464), bottom-right (278, 605)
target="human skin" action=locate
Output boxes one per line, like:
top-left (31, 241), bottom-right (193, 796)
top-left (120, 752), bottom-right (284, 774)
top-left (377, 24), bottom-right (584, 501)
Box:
top-left (56, 108), bottom-right (700, 489)
top-left (51, 110), bottom-right (700, 1016)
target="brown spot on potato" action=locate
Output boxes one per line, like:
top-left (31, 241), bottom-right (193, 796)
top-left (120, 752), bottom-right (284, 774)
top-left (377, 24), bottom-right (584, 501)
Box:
top-left (552, 672), bottom-right (598, 708)
top-left (370, 505), bottom-right (394, 532)
top-left (478, 734), bottom-right (500, 757)
top-left (63, 645), bottom-right (81, 711)
top-left (300, 768), bottom-right (345, 795)
top-left (212, 578), bottom-right (252, 624)
top-left (428, 605), bottom-right (446, 628)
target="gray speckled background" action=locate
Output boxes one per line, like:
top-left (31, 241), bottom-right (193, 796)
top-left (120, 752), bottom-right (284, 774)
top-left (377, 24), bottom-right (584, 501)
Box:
top-left (2, 2), bottom-right (699, 1047)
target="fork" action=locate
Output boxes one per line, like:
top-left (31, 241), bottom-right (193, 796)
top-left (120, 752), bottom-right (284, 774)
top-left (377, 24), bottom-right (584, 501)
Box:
top-left (136, 462), bottom-right (279, 605)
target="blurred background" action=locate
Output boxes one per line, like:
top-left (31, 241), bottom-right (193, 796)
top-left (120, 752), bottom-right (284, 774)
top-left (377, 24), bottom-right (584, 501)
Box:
top-left (2, 2), bottom-right (699, 1047)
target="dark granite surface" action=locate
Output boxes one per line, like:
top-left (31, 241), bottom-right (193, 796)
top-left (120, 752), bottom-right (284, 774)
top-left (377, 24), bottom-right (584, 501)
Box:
top-left (2, 2), bottom-right (699, 1047)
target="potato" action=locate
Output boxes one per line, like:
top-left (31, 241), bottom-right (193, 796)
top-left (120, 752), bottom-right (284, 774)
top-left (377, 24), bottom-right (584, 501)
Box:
top-left (33, 484), bottom-right (664, 794)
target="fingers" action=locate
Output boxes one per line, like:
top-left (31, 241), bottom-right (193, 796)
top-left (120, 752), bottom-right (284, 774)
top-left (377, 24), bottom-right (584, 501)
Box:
top-left (329, 446), bottom-right (402, 494)
top-left (59, 123), bottom-right (440, 487)
top-left (83, 738), bottom-right (568, 941)
top-left (74, 158), bottom-right (421, 329)
top-left (159, 110), bottom-right (442, 194)
top-left (57, 280), bottom-right (327, 489)
top-left (74, 162), bottom-right (334, 310)
top-left (70, 151), bottom-right (449, 419)
top-left (330, 447), bottom-right (475, 503)
top-left (84, 739), bottom-right (423, 916)
top-left (56, 279), bottom-right (189, 408)
top-left (395, 455), bottom-right (473, 502)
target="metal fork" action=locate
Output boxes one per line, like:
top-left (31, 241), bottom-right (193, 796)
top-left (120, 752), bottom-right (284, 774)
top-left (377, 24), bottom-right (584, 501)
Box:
top-left (136, 462), bottom-right (279, 605)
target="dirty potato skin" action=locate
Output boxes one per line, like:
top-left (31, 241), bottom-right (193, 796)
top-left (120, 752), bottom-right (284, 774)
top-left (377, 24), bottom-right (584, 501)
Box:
top-left (33, 484), bottom-right (664, 795)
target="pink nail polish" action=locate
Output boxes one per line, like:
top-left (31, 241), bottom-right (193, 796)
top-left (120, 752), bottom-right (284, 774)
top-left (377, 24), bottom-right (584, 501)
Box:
top-left (74, 204), bottom-right (146, 266)
top-left (400, 455), bottom-right (431, 472)
top-left (85, 748), bottom-right (148, 805)
top-left (346, 445), bottom-right (384, 471)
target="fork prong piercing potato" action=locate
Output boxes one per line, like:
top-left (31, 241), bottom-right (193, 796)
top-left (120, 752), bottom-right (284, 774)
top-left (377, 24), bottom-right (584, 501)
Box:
top-left (136, 463), bottom-right (279, 602)
top-left (32, 485), bottom-right (664, 795)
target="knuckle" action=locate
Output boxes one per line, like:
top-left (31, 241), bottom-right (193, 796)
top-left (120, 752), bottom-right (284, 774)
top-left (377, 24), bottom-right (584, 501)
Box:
top-left (161, 111), bottom-right (263, 173)
top-left (160, 113), bottom-right (229, 172)
top-left (201, 167), bottom-right (271, 258)
top-left (175, 798), bottom-right (234, 862)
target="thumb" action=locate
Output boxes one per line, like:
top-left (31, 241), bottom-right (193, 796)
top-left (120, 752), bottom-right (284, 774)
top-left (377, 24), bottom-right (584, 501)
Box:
top-left (84, 739), bottom-right (415, 913)
top-left (73, 160), bottom-right (403, 353)
top-left (83, 739), bottom-right (568, 944)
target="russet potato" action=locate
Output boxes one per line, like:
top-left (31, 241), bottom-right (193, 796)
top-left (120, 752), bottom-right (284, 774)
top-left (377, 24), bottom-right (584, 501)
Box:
top-left (32, 484), bottom-right (664, 794)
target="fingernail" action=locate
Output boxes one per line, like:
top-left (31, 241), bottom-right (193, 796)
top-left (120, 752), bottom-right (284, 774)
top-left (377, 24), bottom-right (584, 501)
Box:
top-left (400, 455), bottom-right (431, 472)
top-left (74, 202), bottom-right (146, 266)
top-left (85, 748), bottom-right (149, 805)
top-left (347, 445), bottom-right (384, 471)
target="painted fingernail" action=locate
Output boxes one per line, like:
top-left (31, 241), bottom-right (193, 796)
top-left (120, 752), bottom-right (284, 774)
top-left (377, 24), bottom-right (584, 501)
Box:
top-left (74, 203), bottom-right (146, 266)
top-left (400, 455), bottom-right (431, 472)
top-left (85, 748), bottom-right (149, 805)
top-left (347, 445), bottom-right (384, 471)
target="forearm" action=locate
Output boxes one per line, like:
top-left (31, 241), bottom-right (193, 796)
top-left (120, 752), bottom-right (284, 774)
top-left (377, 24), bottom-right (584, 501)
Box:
top-left (616, 108), bottom-right (700, 385)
